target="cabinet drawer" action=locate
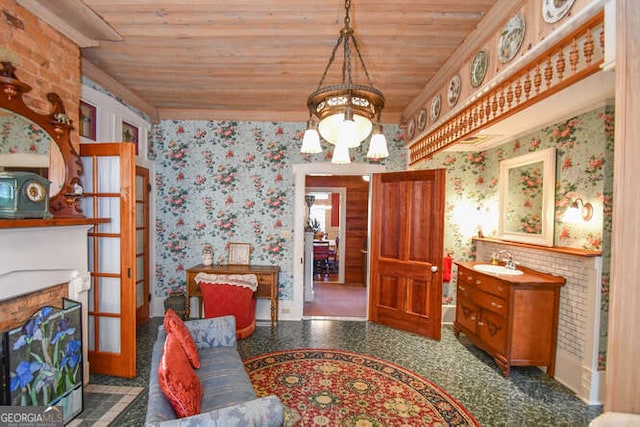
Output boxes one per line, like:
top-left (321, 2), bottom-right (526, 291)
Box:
top-left (460, 269), bottom-right (509, 299)
top-left (255, 273), bottom-right (274, 285)
top-left (473, 290), bottom-right (507, 316)
top-left (255, 274), bottom-right (275, 297)
top-left (458, 281), bottom-right (507, 316)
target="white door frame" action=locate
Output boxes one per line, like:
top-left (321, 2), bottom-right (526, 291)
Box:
top-left (288, 163), bottom-right (385, 320)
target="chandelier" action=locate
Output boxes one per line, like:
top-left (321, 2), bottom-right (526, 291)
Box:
top-left (301, 0), bottom-right (388, 163)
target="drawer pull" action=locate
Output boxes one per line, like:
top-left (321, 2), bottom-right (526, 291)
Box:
top-left (459, 285), bottom-right (466, 291)
top-left (477, 321), bottom-right (485, 326)
top-left (475, 280), bottom-right (482, 285)
top-left (467, 275), bottom-right (473, 281)
top-left (491, 302), bottom-right (503, 309)
top-left (497, 285), bottom-right (504, 292)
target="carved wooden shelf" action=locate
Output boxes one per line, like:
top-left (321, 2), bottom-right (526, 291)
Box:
top-left (409, 12), bottom-right (605, 164)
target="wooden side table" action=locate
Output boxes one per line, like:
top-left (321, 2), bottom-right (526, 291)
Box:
top-left (186, 264), bottom-right (280, 329)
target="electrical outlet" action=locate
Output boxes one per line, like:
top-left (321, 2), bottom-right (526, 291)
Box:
top-left (279, 230), bottom-right (292, 239)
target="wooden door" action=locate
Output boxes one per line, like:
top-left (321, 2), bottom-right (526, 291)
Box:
top-left (369, 169), bottom-right (446, 340)
top-left (135, 166), bottom-right (150, 328)
top-left (80, 142), bottom-right (136, 378)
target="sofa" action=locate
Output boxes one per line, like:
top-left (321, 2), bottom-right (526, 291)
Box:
top-left (145, 315), bottom-right (284, 426)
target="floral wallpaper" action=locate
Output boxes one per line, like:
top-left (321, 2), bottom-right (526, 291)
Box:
top-left (415, 105), bottom-right (613, 258)
top-left (152, 120), bottom-right (406, 300)
top-left (414, 105), bottom-right (615, 369)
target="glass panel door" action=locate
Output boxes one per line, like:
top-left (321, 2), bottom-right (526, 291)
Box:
top-left (80, 142), bottom-right (136, 378)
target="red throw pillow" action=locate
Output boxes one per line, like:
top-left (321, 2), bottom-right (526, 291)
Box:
top-left (158, 333), bottom-right (202, 418)
top-left (164, 309), bottom-right (200, 369)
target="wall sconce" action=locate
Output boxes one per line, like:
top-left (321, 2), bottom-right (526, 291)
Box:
top-left (564, 198), bottom-right (594, 222)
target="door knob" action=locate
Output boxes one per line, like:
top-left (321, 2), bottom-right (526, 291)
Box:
top-left (431, 266), bottom-right (438, 273)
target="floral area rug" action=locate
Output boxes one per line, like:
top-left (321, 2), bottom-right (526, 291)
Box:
top-left (244, 349), bottom-right (480, 426)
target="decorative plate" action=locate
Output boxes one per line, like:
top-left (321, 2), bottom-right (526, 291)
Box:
top-left (470, 50), bottom-right (488, 88)
top-left (447, 74), bottom-right (462, 107)
top-left (542, 0), bottom-right (576, 23)
top-left (417, 108), bottom-right (427, 132)
top-left (497, 15), bottom-right (526, 64)
top-left (406, 117), bottom-right (416, 140)
top-left (430, 94), bottom-right (442, 123)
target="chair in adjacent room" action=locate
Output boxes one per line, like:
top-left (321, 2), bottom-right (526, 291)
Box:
top-left (313, 241), bottom-right (330, 277)
top-left (327, 237), bottom-right (339, 274)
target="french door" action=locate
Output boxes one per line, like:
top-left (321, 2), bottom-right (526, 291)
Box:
top-left (368, 169), bottom-right (446, 340)
top-left (80, 142), bottom-right (136, 378)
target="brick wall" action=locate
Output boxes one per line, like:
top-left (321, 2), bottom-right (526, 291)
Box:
top-left (0, 283), bottom-right (68, 331)
top-left (0, 0), bottom-right (81, 147)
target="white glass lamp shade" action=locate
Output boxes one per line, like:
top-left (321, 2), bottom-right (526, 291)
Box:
top-left (366, 132), bottom-right (389, 159)
top-left (301, 128), bottom-right (322, 154)
top-left (318, 112), bottom-right (373, 147)
top-left (562, 205), bottom-right (582, 224)
top-left (337, 116), bottom-right (358, 149)
top-left (331, 139), bottom-right (351, 164)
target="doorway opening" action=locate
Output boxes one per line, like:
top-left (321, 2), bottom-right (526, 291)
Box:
top-left (303, 177), bottom-right (370, 319)
top-left (305, 188), bottom-right (346, 284)
top-left (291, 163), bottom-right (385, 320)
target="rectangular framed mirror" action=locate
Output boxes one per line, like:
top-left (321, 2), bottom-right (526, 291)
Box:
top-left (499, 147), bottom-right (556, 246)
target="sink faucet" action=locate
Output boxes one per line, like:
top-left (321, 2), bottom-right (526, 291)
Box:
top-left (496, 250), bottom-right (517, 270)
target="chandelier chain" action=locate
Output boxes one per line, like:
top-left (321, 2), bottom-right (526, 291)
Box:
top-left (314, 0), bottom-right (375, 90)
top-left (345, 0), bottom-right (351, 27)
top-left (303, 0), bottom-right (387, 160)
top-left (316, 32), bottom-right (344, 90)
top-left (350, 31), bottom-right (374, 86)
top-left (343, 27), bottom-right (352, 85)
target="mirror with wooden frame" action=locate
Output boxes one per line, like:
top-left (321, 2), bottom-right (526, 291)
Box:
top-left (0, 62), bottom-right (84, 218)
top-left (498, 147), bottom-right (556, 246)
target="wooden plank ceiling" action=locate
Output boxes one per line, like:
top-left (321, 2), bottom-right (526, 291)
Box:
top-left (78, 0), bottom-right (499, 123)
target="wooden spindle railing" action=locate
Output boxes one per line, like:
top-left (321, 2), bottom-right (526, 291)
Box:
top-left (408, 11), bottom-right (605, 165)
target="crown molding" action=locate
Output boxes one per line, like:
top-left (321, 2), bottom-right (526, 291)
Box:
top-left (401, 0), bottom-right (528, 123)
top-left (82, 59), bottom-right (159, 123)
top-left (16, 0), bottom-right (121, 48)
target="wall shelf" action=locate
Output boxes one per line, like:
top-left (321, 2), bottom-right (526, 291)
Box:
top-left (472, 237), bottom-right (601, 257)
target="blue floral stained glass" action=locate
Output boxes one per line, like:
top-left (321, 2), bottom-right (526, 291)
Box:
top-left (2, 298), bottom-right (83, 423)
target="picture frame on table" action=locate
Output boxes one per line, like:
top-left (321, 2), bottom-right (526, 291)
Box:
top-left (228, 242), bottom-right (251, 265)
top-left (79, 101), bottom-right (96, 140)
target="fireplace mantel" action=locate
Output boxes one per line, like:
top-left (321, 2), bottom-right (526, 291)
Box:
top-left (0, 217), bottom-right (109, 229)
top-left (0, 221), bottom-right (107, 384)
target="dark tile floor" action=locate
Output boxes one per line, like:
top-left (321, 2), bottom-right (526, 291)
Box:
top-left (90, 318), bottom-right (602, 426)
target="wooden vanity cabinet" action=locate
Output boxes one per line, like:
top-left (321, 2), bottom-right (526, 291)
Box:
top-left (454, 262), bottom-right (565, 377)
